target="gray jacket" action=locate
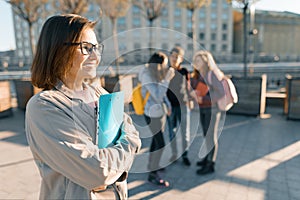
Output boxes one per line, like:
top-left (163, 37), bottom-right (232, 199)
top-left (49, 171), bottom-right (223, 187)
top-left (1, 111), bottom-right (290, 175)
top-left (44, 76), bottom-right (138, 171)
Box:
top-left (138, 67), bottom-right (171, 118)
top-left (25, 81), bottom-right (141, 199)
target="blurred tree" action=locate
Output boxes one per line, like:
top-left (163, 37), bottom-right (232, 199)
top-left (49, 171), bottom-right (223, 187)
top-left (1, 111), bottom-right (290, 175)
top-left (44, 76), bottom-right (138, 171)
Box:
top-left (95, 0), bottom-right (131, 75)
top-left (178, 0), bottom-right (211, 55)
top-left (132, 0), bottom-right (165, 55)
top-left (5, 0), bottom-right (49, 58)
top-left (227, 0), bottom-right (259, 77)
top-left (52, 0), bottom-right (90, 15)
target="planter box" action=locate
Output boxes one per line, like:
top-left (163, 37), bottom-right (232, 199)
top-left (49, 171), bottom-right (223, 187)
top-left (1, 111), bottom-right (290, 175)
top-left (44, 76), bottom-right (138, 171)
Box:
top-left (0, 81), bottom-right (13, 118)
top-left (286, 75), bottom-right (300, 120)
top-left (228, 74), bottom-right (267, 116)
top-left (14, 80), bottom-right (42, 110)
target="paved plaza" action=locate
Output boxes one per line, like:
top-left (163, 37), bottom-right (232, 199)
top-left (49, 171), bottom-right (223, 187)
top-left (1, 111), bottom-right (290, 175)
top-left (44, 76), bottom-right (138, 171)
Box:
top-left (0, 106), bottom-right (300, 200)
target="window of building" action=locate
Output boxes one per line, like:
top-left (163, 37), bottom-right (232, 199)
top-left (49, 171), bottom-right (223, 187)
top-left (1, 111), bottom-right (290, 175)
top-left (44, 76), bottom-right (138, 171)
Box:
top-left (211, 44), bottom-right (216, 52)
top-left (223, 1), bottom-right (229, 9)
top-left (222, 44), bottom-right (227, 51)
top-left (161, 19), bottom-right (168, 28)
top-left (200, 43), bottom-right (205, 49)
top-left (133, 18), bottom-right (141, 27)
top-left (162, 8), bottom-right (168, 16)
top-left (45, 3), bottom-right (51, 11)
top-left (199, 22), bottom-right (205, 30)
top-left (211, 33), bottom-right (216, 40)
top-left (18, 51), bottom-right (23, 57)
top-left (174, 8), bottom-right (181, 17)
top-left (132, 5), bottom-right (140, 14)
top-left (187, 10), bottom-right (192, 18)
top-left (119, 43), bottom-right (127, 51)
top-left (222, 33), bottom-right (227, 41)
top-left (211, 12), bottom-right (217, 19)
top-left (187, 43), bottom-right (193, 50)
top-left (118, 17), bottom-right (126, 26)
top-left (199, 32), bottom-right (205, 40)
top-left (199, 11), bottom-right (205, 19)
top-left (174, 21), bottom-right (181, 30)
top-left (222, 13), bottom-right (228, 20)
top-left (211, 1), bottom-right (217, 8)
top-left (25, 49), bottom-right (30, 56)
top-left (222, 23), bottom-right (227, 30)
top-left (211, 23), bottom-right (217, 30)
top-left (187, 21), bottom-right (192, 29)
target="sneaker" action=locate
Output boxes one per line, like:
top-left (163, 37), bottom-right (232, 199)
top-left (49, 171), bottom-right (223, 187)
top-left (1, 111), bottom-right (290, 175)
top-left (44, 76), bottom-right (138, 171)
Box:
top-left (182, 157), bottom-right (191, 166)
top-left (196, 166), bottom-right (214, 175)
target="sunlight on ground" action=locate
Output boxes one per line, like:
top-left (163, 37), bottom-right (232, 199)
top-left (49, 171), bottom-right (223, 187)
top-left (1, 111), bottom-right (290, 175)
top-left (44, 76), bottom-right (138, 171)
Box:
top-left (227, 141), bottom-right (300, 182)
top-left (0, 131), bottom-right (17, 140)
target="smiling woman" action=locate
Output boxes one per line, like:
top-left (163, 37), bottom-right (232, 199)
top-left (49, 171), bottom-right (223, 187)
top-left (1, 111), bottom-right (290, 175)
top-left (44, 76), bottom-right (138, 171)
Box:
top-left (25, 14), bottom-right (141, 200)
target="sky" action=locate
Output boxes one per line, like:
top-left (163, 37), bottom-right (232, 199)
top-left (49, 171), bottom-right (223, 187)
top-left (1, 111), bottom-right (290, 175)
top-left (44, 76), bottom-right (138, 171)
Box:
top-left (0, 0), bottom-right (300, 52)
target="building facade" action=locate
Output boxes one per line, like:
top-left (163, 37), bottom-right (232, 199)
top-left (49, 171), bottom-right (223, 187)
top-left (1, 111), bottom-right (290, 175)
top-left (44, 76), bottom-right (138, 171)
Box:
top-left (12, 0), bottom-right (233, 66)
top-left (233, 9), bottom-right (300, 62)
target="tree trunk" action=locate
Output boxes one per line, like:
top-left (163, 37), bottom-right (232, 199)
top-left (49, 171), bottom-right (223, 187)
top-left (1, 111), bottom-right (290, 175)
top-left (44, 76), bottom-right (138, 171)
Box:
top-left (28, 22), bottom-right (36, 60)
top-left (111, 17), bottom-right (120, 76)
top-left (191, 9), bottom-right (196, 56)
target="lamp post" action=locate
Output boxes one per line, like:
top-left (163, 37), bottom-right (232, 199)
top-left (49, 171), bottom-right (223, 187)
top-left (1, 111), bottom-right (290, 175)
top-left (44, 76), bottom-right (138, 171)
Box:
top-left (242, 3), bottom-right (249, 77)
top-left (249, 3), bottom-right (257, 75)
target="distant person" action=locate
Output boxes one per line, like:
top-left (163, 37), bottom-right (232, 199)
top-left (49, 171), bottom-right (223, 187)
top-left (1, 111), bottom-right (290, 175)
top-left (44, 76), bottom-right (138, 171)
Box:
top-left (166, 46), bottom-right (191, 166)
top-left (138, 52), bottom-right (175, 187)
top-left (25, 14), bottom-right (141, 199)
top-left (190, 50), bottom-right (225, 175)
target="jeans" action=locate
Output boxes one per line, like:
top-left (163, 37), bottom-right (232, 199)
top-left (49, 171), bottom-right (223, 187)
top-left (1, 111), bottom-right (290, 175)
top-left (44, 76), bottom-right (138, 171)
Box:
top-left (199, 106), bottom-right (224, 163)
top-left (144, 114), bottom-right (166, 171)
top-left (167, 105), bottom-right (190, 157)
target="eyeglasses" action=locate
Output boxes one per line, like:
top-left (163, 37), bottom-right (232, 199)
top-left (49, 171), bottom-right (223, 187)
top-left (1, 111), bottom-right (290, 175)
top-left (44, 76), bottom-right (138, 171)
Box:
top-left (64, 41), bottom-right (104, 55)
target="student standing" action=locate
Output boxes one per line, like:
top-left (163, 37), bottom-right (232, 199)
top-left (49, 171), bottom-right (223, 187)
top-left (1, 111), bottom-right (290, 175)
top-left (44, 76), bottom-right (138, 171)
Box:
top-left (190, 50), bottom-right (225, 175)
top-left (138, 52), bottom-right (175, 187)
top-left (166, 46), bottom-right (191, 166)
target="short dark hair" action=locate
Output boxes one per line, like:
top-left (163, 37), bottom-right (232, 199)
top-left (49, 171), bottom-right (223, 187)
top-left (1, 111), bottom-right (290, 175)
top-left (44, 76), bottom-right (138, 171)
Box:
top-left (147, 51), bottom-right (168, 81)
top-left (31, 14), bottom-right (97, 90)
top-left (170, 46), bottom-right (184, 56)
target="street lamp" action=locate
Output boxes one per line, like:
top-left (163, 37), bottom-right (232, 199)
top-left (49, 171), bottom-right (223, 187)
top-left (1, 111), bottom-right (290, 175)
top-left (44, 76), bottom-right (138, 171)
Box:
top-left (249, 3), bottom-right (257, 75)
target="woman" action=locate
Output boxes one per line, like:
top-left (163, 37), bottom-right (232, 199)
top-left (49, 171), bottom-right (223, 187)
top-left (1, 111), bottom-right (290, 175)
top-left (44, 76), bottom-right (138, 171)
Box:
top-left (138, 52), bottom-right (175, 187)
top-left (190, 50), bottom-right (225, 175)
top-left (25, 14), bottom-right (141, 199)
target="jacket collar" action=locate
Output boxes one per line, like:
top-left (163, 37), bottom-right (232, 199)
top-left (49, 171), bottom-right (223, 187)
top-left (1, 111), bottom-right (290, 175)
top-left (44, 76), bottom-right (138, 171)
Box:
top-left (54, 80), bottom-right (90, 100)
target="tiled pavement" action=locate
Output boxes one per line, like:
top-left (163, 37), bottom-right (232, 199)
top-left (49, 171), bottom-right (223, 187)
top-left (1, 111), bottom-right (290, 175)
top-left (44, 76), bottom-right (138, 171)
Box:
top-left (0, 106), bottom-right (300, 200)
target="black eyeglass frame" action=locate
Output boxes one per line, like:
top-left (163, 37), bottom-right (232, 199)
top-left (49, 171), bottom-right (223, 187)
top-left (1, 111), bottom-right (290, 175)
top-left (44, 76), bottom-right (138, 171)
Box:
top-left (64, 41), bottom-right (104, 56)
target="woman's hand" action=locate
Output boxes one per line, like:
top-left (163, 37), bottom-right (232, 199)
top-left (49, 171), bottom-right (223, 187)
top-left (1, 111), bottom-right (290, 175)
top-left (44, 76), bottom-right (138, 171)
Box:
top-left (164, 68), bottom-right (175, 82)
top-left (167, 108), bottom-right (172, 116)
top-left (197, 96), bottom-right (203, 104)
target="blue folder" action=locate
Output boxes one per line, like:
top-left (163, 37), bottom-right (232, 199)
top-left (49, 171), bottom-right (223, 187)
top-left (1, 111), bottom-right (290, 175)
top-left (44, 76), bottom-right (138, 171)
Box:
top-left (97, 91), bottom-right (124, 149)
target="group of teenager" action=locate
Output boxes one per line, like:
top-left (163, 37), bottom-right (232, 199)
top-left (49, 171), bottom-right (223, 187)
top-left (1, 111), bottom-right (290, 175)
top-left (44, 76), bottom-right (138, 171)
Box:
top-left (25, 13), bottom-right (226, 199)
top-left (139, 46), bottom-right (226, 187)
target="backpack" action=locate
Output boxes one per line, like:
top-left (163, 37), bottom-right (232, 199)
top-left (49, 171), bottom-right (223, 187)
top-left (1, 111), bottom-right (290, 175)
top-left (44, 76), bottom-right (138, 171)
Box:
top-left (132, 83), bottom-right (150, 115)
top-left (208, 70), bottom-right (238, 111)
